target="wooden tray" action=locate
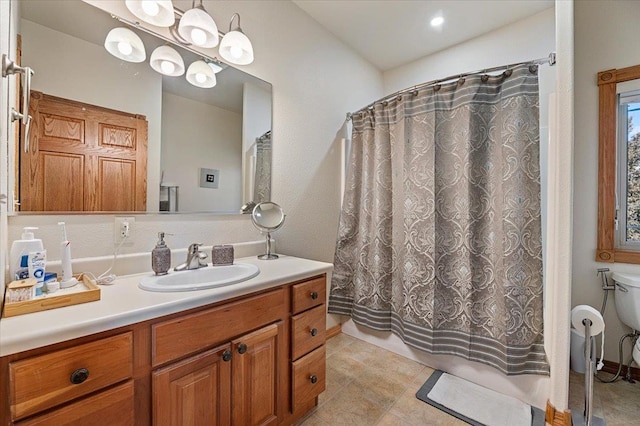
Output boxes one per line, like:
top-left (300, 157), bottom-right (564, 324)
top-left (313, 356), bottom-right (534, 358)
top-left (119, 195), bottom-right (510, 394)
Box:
top-left (3, 274), bottom-right (101, 318)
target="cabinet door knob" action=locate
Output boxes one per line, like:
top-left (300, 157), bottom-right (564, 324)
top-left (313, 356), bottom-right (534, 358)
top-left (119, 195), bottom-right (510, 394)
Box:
top-left (222, 350), bottom-right (232, 362)
top-left (237, 343), bottom-right (248, 354)
top-left (310, 375), bottom-right (318, 384)
top-left (310, 328), bottom-right (318, 337)
top-left (70, 368), bottom-right (89, 384)
top-left (310, 291), bottom-right (319, 300)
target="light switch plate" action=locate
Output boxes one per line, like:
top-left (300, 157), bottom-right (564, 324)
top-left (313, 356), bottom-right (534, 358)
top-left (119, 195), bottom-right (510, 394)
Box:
top-left (199, 168), bottom-right (220, 189)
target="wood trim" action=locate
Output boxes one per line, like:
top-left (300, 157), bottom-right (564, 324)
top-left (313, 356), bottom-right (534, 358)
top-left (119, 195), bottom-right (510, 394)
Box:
top-left (596, 63), bottom-right (640, 264)
top-left (545, 400), bottom-right (572, 426)
top-left (600, 359), bottom-right (640, 381)
top-left (325, 324), bottom-right (342, 340)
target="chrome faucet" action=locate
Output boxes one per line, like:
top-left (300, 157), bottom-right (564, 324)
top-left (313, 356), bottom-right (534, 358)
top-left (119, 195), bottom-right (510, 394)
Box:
top-left (174, 243), bottom-right (208, 271)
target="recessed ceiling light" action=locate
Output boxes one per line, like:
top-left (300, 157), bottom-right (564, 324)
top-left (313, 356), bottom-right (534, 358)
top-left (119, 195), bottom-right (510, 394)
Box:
top-left (430, 16), bottom-right (444, 27)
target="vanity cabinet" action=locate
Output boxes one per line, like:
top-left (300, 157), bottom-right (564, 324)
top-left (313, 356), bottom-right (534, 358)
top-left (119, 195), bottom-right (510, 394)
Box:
top-left (6, 332), bottom-right (134, 423)
top-left (0, 274), bottom-right (327, 426)
top-left (152, 321), bottom-right (284, 426)
top-left (290, 277), bottom-right (327, 414)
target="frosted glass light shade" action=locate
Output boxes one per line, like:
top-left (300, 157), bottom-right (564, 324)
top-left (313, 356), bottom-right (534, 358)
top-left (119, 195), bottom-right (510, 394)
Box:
top-left (178, 8), bottom-right (219, 48)
top-left (104, 27), bottom-right (146, 63)
top-left (219, 30), bottom-right (253, 65)
top-left (150, 45), bottom-right (185, 76)
top-left (186, 60), bottom-right (217, 88)
top-left (125, 0), bottom-right (175, 27)
top-left (207, 61), bottom-right (223, 73)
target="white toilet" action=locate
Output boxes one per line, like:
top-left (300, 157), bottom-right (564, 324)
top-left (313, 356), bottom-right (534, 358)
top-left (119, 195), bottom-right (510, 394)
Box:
top-left (610, 272), bottom-right (640, 365)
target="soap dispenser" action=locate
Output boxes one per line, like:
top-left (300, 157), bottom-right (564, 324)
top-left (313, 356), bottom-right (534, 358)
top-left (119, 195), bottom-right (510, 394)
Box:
top-left (152, 232), bottom-right (171, 275)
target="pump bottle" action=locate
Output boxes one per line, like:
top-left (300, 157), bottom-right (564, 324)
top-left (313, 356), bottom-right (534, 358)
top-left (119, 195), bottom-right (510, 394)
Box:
top-left (9, 227), bottom-right (44, 280)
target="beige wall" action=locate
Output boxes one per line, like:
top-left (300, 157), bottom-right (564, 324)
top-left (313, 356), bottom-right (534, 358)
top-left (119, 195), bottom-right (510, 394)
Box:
top-left (161, 92), bottom-right (242, 213)
top-left (573, 0), bottom-right (640, 364)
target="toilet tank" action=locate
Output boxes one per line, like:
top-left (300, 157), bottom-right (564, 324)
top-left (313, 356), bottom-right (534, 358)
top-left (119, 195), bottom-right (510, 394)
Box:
top-left (611, 272), bottom-right (640, 331)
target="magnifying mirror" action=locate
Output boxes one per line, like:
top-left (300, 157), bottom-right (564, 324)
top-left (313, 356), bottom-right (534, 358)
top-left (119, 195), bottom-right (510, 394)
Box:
top-left (251, 202), bottom-right (285, 260)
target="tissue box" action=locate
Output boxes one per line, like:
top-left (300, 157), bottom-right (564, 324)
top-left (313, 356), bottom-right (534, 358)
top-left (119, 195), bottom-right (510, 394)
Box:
top-left (7, 278), bottom-right (36, 302)
top-left (212, 245), bottom-right (234, 266)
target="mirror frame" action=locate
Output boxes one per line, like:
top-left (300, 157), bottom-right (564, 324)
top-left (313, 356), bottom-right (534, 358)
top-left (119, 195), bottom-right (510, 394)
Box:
top-left (596, 63), bottom-right (640, 263)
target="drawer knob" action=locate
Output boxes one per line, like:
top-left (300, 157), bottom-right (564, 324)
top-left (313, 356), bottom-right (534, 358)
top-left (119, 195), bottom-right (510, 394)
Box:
top-left (238, 343), bottom-right (248, 354)
top-left (310, 328), bottom-right (318, 337)
top-left (310, 375), bottom-right (318, 384)
top-left (222, 350), bottom-right (232, 362)
top-left (70, 368), bottom-right (89, 384)
top-left (310, 291), bottom-right (319, 300)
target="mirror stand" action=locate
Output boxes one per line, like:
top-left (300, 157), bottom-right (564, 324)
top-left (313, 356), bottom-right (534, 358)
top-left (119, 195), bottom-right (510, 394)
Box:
top-left (258, 232), bottom-right (279, 260)
top-left (251, 202), bottom-right (285, 261)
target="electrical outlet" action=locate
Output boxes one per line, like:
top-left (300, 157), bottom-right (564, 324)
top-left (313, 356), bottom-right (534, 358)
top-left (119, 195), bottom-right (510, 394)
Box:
top-left (114, 217), bottom-right (135, 245)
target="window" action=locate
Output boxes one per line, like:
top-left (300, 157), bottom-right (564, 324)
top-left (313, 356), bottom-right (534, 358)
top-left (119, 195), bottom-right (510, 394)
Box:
top-left (596, 64), bottom-right (640, 264)
top-left (617, 90), bottom-right (640, 249)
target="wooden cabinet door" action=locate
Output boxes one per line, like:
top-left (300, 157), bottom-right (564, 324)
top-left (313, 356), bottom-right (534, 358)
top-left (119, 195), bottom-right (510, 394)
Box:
top-left (152, 345), bottom-right (231, 426)
top-left (21, 91), bottom-right (147, 211)
top-left (232, 322), bottom-right (282, 426)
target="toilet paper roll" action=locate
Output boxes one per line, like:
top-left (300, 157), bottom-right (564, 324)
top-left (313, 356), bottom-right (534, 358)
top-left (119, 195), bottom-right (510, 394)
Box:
top-left (571, 304), bottom-right (605, 337)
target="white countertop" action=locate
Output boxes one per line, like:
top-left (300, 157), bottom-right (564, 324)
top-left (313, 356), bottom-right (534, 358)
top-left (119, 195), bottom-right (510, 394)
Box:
top-left (0, 255), bottom-right (333, 356)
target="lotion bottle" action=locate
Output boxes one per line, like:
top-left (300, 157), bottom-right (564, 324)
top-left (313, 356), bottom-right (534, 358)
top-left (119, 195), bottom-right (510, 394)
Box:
top-left (152, 232), bottom-right (171, 275)
top-left (9, 227), bottom-right (44, 280)
top-left (58, 222), bottom-right (78, 288)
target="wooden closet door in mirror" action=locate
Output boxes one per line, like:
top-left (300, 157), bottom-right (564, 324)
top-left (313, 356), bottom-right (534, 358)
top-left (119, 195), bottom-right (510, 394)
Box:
top-left (20, 91), bottom-right (148, 212)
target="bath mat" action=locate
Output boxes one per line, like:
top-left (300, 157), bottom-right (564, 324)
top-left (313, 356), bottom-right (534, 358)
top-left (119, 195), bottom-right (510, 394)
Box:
top-left (416, 370), bottom-right (545, 426)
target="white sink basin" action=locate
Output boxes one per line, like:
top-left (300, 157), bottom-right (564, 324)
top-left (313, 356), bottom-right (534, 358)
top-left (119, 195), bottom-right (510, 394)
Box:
top-left (139, 263), bottom-right (260, 292)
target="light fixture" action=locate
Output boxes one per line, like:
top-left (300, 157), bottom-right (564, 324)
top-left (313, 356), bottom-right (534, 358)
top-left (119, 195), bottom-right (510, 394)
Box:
top-left (430, 15), bottom-right (445, 27)
top-left (125, 0), bottom-right (175, 27)
top-left (207, 61), bottom-right (223, 74)
top-left (219, 13), bottom-right (254, 65)
top-left (186, 60), bottom-right (216, 88)
top-left (178, 1), bottom-right (219, 48)
top-left (150, 45), bottom-right (185, 76)
top-left (104, 27), bottom-right (146, 62)
top-left (103, 3), bottom-right (255, 90)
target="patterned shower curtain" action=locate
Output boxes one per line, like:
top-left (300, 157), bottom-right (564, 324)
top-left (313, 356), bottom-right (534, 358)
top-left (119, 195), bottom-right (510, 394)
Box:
top-left (254, 131), bottom-right (272, 203)
top-left (329, 64), bottom-right (548, 375)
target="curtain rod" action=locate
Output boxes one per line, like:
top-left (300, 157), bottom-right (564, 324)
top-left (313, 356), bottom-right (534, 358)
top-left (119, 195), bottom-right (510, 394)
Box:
top-left (346, 52), bottom-right (556, 121)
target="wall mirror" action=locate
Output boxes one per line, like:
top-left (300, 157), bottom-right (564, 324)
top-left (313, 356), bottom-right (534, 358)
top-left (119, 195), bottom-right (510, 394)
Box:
top-left (11, 0), bottom-right (272, 214)
top-left (596, 63), bottom-right (640, 264)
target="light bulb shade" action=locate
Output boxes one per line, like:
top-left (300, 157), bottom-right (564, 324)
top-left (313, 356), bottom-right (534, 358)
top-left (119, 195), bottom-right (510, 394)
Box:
top-left (219, 30), bottom-right (254, 65)
top-left (125, 0), bottom-right (175, 27)
top-left (186, 60), bottom-right (217, 88)
top-left (150, 45), bottom-right (185, 76)
top-left (178, 8), bottom-right (219, 48)
top-left (104, 27), bottom-right (146, 63)
top-left (207, 61), bottom-right (223, 73)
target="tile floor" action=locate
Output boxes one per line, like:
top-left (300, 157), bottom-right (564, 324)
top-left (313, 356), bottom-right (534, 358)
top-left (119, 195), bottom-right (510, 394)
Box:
top-left (298, 333), bottom-right (640, 426)
top-left (568, 368), bottom-right (640, 426)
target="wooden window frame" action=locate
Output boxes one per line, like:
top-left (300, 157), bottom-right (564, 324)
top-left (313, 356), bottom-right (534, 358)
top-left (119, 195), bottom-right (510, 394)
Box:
top-left (596, 64), bottom-right (640, 263)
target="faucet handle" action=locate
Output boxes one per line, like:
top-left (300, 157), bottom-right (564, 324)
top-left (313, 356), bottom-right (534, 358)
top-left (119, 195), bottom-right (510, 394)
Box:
top-left (188, 243), bottom-right (203, 254)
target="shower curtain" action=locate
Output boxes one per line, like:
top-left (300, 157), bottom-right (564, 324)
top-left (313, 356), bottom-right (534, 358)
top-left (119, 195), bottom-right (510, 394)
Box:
top-left (329, 64), bottom-right (548, 375)
top-left (254, 131), bottom-right (272, 203)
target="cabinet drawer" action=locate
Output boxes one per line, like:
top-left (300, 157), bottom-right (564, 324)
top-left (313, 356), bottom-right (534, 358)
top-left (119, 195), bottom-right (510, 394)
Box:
top-left (9, 332), bottom-right (133, 421)
top-left (17, 381), bottom-right (135, 426)
top-left (291, 276), bottom-right (325, 314)
top-left (292, 345), bottom-right (326, 409)
top-left (153, 288), bottom-right (285, 366)
top-left (291, 304), bottom-right (326, 360)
